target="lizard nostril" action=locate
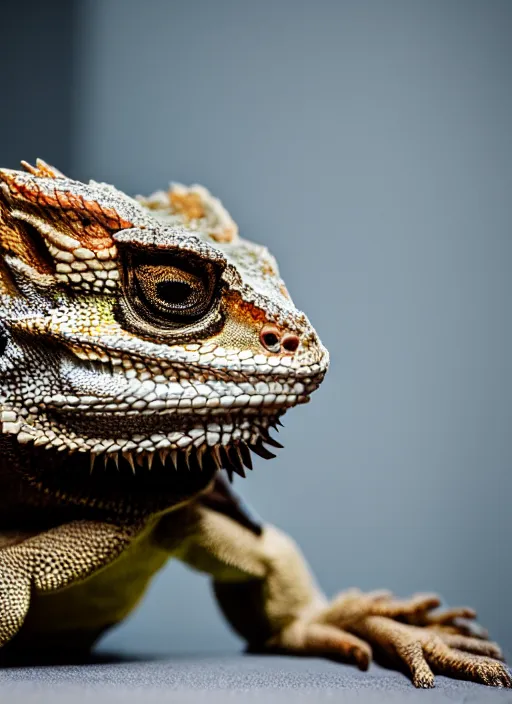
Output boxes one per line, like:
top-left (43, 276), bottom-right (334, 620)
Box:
top-left (281, 333), bottom-right (300, 354)
top-left (260, 325), bottom-right (281, 353)
top-left (260, 325), bottom-right (301, 355)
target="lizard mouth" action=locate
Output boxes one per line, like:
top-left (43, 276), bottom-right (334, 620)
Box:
top-left (7, 358), bottom-right (321, 474)
top-left (3, 354), bottom-right (324, 491)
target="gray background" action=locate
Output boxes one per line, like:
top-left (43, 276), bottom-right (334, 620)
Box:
top-left (2, 0), bottom-right (511, 657)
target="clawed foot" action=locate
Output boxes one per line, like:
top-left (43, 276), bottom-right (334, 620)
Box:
top-left (354, 614), bottom-right (509, 688)
top-left (271, 590), bottom-right (510, 688)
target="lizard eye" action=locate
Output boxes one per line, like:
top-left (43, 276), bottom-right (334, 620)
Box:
top-left (118, 248), bottom-right (224, 340)
top-left (134, 260), bottom-right (216, 322)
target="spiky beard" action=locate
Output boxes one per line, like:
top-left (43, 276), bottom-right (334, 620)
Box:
top-left (84, 414), bottom-right (284, 481)
top-left (2, 415), bottom-right (285, 519)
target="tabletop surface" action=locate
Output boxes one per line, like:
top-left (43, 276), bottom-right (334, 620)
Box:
top-left (1, 653), bottom-right (511, 703)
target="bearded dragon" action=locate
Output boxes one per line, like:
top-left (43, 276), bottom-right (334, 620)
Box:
top-left (0, 159), bottom-right (508, 689)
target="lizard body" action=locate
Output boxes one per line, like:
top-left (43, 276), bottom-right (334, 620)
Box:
top-left (0, 159), bottom-right (508, 687)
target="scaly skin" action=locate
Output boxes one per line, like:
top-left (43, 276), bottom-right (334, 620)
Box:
top-left (0, 159), bottom-right (508, 687)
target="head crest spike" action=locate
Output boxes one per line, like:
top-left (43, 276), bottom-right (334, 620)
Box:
top-left (20, 159), bottom-right (66, 180)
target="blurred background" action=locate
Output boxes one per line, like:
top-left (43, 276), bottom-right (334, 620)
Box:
top-left (2, 0), bottom-right (511, 655)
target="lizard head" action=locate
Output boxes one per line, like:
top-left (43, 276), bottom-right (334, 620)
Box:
top-left (0, 160), bottom-right (328, 489)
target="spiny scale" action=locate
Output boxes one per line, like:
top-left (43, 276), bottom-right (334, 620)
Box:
top-left (249, 439), bottom-right (276, 460)
top-left (196, 444), bottom-right (206, 470)
top-left (239, 442), bottom-right (253, 470)
top-left (211, 445), bottom-right (223, 470)
top-left (87, 437), bottom-right (282, 479)
top-left (225, 445), bottom-right (245, 478)
top-left (122, 450), bottom-right (136, 473)
top-left (259, 427), bottom-right (283, 449)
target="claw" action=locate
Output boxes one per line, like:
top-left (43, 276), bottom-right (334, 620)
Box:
top-left (427, 607), bottom-right (477, 625)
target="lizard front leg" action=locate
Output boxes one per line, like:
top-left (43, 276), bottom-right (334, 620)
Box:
top-left (0, 519), bottom-right (143, 651)
top-left (157, 491), bottom-right (510, 689)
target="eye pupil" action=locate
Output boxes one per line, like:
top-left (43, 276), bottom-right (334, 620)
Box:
top-left (156, 280), bottom-right (191, 305)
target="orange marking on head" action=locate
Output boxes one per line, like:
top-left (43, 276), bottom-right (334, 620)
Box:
top-left (2, 176), bottom-right (133, 228)
top-left (261, 260), bottom-right (276, 277)
top-left (279, 283), bottom-right (291, 299)
top-left (224, 291), bottom-right (270, 326)
top-left (209, 226), bottom-right (237, 244)
top-left (169, 191), bottom-right (205, 221)
top-left (1, 175), bottom-right (137, 254)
